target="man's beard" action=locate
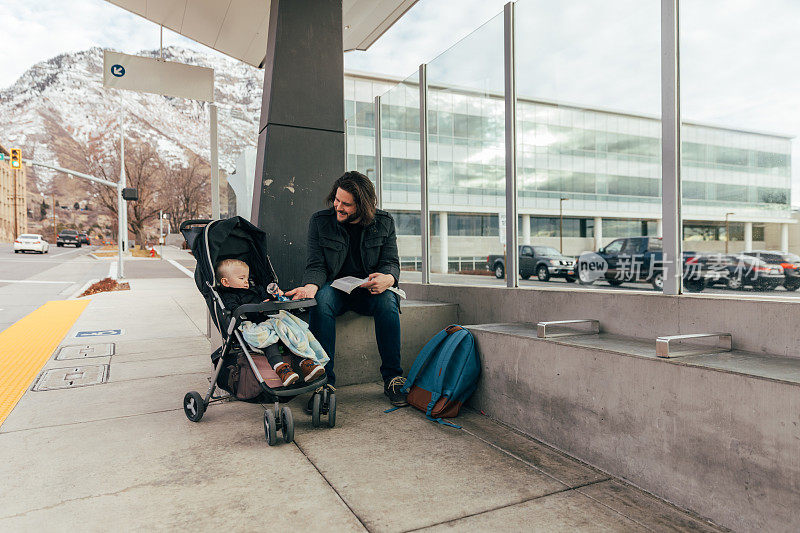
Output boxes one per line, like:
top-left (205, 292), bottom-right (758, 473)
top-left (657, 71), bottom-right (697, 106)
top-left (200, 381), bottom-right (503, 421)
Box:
top-left (339, 211), bottom-right (360, 224)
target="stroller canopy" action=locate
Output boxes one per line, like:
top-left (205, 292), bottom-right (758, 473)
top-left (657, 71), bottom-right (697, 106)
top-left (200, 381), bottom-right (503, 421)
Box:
top-left (187, 216), bottom-right (277, 298)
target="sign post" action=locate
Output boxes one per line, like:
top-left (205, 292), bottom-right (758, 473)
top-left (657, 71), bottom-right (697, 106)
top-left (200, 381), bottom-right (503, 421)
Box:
top-left (118, 125), bottom-right (125, 278)
top-left (102, 50), bottom-right (217, 221)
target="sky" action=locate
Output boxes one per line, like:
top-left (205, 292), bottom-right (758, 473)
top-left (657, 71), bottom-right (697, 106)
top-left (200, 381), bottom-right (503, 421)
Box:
top-left (0, 0), bottom-right (798, 207)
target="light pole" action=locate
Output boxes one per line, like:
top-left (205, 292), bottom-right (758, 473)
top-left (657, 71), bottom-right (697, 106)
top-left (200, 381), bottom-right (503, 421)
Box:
top-left (724, 212), bottom-right (735, 254)
top-left (51, 191), bottom-right (57, 243)
top-left (559, 197), bottom-right (569, 253)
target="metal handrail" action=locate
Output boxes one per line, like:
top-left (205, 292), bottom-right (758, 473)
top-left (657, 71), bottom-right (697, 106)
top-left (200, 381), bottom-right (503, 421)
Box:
top-left (656, 333), bottom-right (732, 358)
top-left (537, 319), bottom-right (600, 338)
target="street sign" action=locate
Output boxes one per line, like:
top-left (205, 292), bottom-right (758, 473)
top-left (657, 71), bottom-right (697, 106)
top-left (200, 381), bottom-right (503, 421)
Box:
top-left (103, 50), bottom-right (214, 102)
top-left (75, 329), bottom-right (124, 338)
top-left (498, 212), bottom-right (506, 244)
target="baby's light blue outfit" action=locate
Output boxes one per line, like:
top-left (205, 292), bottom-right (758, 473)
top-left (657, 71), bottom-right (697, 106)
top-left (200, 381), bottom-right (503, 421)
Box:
top-left (240, 310), bottom-right (329, 366)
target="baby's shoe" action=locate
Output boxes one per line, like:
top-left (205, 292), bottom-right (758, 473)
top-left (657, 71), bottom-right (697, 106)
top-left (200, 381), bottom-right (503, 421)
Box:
top-left (299, 359), bottom-right (325, 382)
top-left (274, 362), bottom-right (299, 386)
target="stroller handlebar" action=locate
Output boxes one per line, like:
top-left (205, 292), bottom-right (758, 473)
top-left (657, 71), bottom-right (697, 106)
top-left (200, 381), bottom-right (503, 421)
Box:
top-left (232, 299), bottom-right (317, 316)
top-left (179, 219), bottom-right (213, 232)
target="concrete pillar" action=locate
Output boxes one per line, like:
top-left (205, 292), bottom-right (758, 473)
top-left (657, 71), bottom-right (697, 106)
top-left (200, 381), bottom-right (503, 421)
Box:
top-left (252, 0), bottom-right (344, 288)
top-left (438, 212), bottom-right (448, 274)
top-left (781, 223), bottom-right (789, 252)
top-left (744, 222), bottom-right (753, 252)
top-left (594, 216), bottom-right (603, 251)
top-left (656, 219), bottom-right (663, 238)
top-left (521, 214), bottom-right (531, 245)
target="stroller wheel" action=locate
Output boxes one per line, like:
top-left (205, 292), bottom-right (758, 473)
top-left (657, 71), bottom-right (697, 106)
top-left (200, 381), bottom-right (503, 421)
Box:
top-left (311, 392), bottom-right (322, 428)
top-left (327, 393), bottom-right (336, 428)
top-left (281, 406), bottom-right (294, 443)
top-left (183, 391), bottom-right (205, 422)
top-left (264, 409), bottom-right (277, 446)
top-left (321, 387), bottom-right (330, 411)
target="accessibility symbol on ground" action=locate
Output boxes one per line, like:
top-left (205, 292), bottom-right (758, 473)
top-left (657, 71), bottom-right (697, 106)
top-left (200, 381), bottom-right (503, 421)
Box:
top-left (111, 64), bottom-right (125, 77)
top-left (75, 329), bottom-right (124, 338)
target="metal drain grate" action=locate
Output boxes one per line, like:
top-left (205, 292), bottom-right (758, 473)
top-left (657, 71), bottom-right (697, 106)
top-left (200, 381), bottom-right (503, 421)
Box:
top-left (33, 365), bottom-right (109, 391)
top-left (55, 343), bottom-right (115, 360)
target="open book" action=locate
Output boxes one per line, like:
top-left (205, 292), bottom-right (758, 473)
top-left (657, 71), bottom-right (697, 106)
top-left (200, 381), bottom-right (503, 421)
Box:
top-left (330, 276), bottom-right (407, 299)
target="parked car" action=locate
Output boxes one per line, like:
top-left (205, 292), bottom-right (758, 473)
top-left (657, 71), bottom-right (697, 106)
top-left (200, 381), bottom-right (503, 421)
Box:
top-left (14, 234), bottom-right (49, 254)
top-left (78, 233), bottom-right (90, 245)
top-left (741, 250), bottom-right (800, 291)
top-left (486, 245), bottom-right (576, 281)
top-left (57, 229), bottom-right (81, 247)
top-left (577, 236), bottom-right (718, 291)
top-left (698, 253), bottom-right (784, 291)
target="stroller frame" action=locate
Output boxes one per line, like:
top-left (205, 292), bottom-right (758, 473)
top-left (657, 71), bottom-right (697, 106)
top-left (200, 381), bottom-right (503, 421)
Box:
top-left (180, 218), bottom-right (336, 445)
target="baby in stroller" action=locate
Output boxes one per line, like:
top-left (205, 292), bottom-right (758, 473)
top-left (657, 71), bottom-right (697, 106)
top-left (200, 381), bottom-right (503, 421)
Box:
top-left (180, 216), bottom-right (336, 446)
top-left (215, 258), bottom-right (325, 386)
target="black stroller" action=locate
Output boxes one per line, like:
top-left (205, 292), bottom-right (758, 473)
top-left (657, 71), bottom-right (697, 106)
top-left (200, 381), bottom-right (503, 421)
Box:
top-left (179, 217), bottom-right (336, 445)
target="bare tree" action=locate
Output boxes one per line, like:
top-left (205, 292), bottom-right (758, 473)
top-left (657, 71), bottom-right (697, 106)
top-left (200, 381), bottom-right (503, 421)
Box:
top-left (84, 138), bottom-right (167, 247)
top-left (160, 156), bottom-right (211, 232)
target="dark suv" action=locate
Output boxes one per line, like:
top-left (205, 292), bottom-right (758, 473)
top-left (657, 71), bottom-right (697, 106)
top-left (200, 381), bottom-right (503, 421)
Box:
top-left (579, 236), bottom-right (718, 291)
top-left (57, 229), bottom-right (81, 247)
top-left (78, 233), bottom-right (90, 245)
top-left (697, 253), bottom-right (784, 291)
top-left (741, 250), bottom-right (800, 291)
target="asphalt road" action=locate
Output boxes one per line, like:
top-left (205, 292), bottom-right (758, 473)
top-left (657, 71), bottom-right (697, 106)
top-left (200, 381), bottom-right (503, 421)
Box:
top-left (0, 243), bottom-right (107, 333)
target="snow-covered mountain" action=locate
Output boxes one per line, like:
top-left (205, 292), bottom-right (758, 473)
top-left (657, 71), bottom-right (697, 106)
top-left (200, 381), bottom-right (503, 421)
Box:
top-left (0, 46), bottom-right (264, 190)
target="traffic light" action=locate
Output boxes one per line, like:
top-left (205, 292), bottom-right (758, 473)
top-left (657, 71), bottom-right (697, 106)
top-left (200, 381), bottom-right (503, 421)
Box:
top-left (10, 149), bottom-right (21, 169)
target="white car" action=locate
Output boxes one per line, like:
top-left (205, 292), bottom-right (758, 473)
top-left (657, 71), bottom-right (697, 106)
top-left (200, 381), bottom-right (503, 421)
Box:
top-left (14, 234), bottom-right (50, 254)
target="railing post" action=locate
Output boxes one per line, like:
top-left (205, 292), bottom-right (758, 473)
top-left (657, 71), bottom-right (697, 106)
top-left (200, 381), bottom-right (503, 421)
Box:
top-left (504, 1), bottom-right (519, 288)
top-left (210, 103), bottom-right (220, 220)
top-left (661, 0), bottom-right (681, 295)
top-left (374, 95), bottom-right (383, 210)
top-left (419, 64), bottom-right (430, 284)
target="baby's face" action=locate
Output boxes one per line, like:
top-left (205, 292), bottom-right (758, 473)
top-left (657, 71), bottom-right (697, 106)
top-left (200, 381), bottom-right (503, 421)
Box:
top-left (222, 264), bottom-right (250, 289)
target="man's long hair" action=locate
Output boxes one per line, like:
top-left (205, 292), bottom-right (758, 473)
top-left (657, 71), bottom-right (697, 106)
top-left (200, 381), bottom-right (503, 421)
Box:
top-left (326, 171), bottom-right (377, 226)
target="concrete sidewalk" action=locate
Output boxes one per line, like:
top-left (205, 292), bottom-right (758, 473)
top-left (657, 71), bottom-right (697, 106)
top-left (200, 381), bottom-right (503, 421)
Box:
top-left (0, 272), bottom-right (723, 532)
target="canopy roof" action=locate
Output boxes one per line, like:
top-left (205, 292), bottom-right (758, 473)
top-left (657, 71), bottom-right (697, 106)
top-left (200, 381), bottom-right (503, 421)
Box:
top-left (106, 0), bottom-right (418, 68)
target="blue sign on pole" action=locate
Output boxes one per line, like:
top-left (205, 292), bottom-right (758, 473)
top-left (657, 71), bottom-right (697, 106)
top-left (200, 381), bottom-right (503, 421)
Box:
top-left (76, 329), bottom-right (124, 337)
top-left (111, 64), bottom-right (125, 77)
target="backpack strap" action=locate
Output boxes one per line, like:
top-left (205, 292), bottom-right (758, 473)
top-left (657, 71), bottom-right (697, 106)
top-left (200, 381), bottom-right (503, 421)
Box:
top-left (402, 325), bottom-right (455, 392)
top-left (426, 413), bottom-right (462, 429)
top-left (430, 328), bottom-right (471, 401)
top-left (423, 329), bottom-right (468, 415)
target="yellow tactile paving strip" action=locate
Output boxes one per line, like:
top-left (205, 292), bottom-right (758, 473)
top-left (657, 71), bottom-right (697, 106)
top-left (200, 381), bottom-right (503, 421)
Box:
top-left (0, 300), bottom-right (89, 427)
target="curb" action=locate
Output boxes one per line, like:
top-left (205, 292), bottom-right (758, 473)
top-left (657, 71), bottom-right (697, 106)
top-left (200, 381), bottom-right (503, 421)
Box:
top-left (68, 278), bottom-right (99, 300)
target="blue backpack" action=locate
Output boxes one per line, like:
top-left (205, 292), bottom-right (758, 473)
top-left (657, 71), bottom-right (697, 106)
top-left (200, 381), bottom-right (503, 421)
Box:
top-left (401, 325), bottom-right (481, 427)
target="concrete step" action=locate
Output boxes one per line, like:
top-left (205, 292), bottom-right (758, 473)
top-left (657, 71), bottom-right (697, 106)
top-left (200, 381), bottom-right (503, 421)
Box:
top-left (467, 322), bottom-right (799, 533)
top-left (333, 300), bottom-right (458, 386)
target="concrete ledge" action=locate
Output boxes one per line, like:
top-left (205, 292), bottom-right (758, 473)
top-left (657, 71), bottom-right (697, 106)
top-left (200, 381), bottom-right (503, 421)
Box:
top-left (466, 322), bottom-right (800, 533)
top-left (208, 300), bottom-right (458, 386)
top-left (401, 282), bottom-right (800, 358)
top-left (333, 300), bottom-right (457, 386)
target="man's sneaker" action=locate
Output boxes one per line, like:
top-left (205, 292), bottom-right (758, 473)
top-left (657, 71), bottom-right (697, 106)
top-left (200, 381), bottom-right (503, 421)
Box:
top-left (299, 359), bottom-right (325, 382)
top-left (384, 376), bottom-right (408, 407)
top-left (274, 362), bottom-right (299, 387)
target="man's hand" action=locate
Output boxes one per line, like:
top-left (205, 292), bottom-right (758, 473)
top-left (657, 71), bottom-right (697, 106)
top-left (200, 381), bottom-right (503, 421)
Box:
top-left (360, 273), bottom-right (394, 295)
top-left (285, 284), bottom-right (319, 300)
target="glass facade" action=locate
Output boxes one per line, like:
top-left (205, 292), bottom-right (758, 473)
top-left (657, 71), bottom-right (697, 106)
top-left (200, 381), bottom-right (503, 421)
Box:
top-left (680, 0), bottom-right (796, 262)
top-left (346, 72), bottom-right (791, 254)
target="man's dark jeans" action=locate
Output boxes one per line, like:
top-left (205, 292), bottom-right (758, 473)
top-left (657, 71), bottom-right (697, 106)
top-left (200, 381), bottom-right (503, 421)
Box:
top-left (309, 283), bottom-right (401, 387)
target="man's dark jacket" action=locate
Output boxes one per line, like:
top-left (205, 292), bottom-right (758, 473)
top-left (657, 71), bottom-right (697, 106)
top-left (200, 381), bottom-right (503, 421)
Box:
top-left (301, 207), bottom-right (400, 288)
